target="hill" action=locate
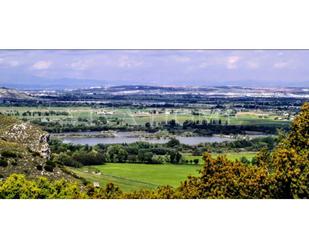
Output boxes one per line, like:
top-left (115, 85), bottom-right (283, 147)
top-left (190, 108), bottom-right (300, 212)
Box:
top-left (0, 115), bottom-right (72, 180)
top-left (0, 87), bottom-right (32, 99)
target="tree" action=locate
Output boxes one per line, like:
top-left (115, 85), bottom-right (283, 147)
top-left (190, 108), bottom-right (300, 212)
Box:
top-left (166, 138), bottom-right (180, 148)
top-left (151, 155), bottom-right (168, 164)
top-left (57, 152), bottom-right (82, 168)
top-left (72, 150), bottom-right (105, 165)
top-left (0, 159), bottom-right (8, 167)
top-left (167, 119), bottom-right (177, 128)
top-left (176, 102), bottom-right (309, 199)
top-left (138, 150), bottom-right (153, 163)
top-left (106, 145), bottom-right (128, 163)
top-left (240, 156), bottom-right (250, 165)
top-left (177, 153), bottom-right (273, 199)
top-left (169, 150), bottom-right (182, 164)
top-left (193, 159), bottom-right (199, 165)
top-left (270, 102), bottom-right (309, 198)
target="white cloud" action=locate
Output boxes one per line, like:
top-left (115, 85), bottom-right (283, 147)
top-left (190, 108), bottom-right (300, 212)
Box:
top-left (32, 60), bottom-right (52, 70)
top-left (0, 58), bottom-right (20, 67)
top-left (118, 56), bottom-right (143, 68)
top-left (173, 56), bottom-right (191, 63)
top-left (8, 60), bottom-right (20, 67)
top-left (226, 56), bottom-right (240, 69)
top-left (247, 61), bottom-right (259, 69)
top-left (69, 60), bottom-right (90, 71)
top-left (198, 62), bottom-right (209, 69)
top-left (273, 61), bottom-right (289, 69)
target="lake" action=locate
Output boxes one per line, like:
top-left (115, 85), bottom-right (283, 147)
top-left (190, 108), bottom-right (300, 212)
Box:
top-left (59, 131), bottom-right (238, 146)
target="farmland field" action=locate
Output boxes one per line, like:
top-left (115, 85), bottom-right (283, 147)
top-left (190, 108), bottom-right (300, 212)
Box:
top-left (182, 151), bottom-right (256, 165)
top-left (0, 106), bottom-right (291, 127)
top-left (70, 152), bottom-right (256, 191)
top-left (70, 163), bottom-right (201, 192)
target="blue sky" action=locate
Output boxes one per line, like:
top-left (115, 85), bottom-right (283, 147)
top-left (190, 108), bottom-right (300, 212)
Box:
top-left (0, 50), bottom-right (309, 88)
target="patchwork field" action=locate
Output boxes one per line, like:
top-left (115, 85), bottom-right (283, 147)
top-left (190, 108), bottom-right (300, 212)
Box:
top-left (0, 106), bottom-right (290, 127)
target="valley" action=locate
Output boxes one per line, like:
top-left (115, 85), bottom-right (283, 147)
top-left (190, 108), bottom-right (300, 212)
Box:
top-left (0, 84), bottom-right (308, 198)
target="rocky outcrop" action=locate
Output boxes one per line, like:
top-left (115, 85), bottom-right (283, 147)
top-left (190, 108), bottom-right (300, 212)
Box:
top-left (0, 115), bottom-right (71, 180)
top-left (2, 122), bottom-right (51, 159)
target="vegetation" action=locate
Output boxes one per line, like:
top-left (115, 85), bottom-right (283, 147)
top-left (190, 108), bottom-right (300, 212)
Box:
top-left (0, 94), bottom-right (295, 134)
top-left (50, 139), bottom-right (184, 165)
top-left (70, 163), bottom-right (201, 192)
top-left (0, 102), bottom-right (307, 199)
top-left (0, 115), bottom-right (71, 180)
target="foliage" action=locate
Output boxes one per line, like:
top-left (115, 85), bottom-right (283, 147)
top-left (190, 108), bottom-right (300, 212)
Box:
top-left (72, 150), bottom-right (105, 166)
top-left (0, 159), bottom-right (8, 167)
top-left (270, 102), bottom-right (309, 198)
top-left (175, 102), bottom-right (309, 199)
top-left (106, 145), bottom-right (128, 163)
top-left (0, 103), bottom-right (308, 199)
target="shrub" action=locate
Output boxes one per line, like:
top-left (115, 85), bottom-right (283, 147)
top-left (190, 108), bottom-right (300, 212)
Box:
top-left (0, 159), bottom-right (8, 167)
top-left (57, 152), bottom-right (82, 168)
top-left (1, 150), bottom-right (17, 158)
top-left (44, 164), bottom-right (54, 172)
top-left (36, 165), bottom-right (43, 171)
top-left (72, 150), bottom-right (105, 166)
top-left (193, 159), bottom-right (199, 165)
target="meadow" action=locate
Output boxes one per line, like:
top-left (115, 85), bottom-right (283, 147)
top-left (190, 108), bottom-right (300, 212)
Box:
top-left (70, 163), bottom-right (201, 192)
top-left (182, 151), bottom-right (256, 165)
top-left (70, 152), bottom-right (256, 192)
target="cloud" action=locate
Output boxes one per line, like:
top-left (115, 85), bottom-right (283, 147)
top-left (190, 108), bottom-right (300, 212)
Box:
top-left (273, 61), bottom-right (289, 69)
top-left (198, 62), bottom-right (209, 69)
top-left (8, 60), bottom-right (20, 67)
top-left (117, 56), bottom-right (143, 68)
top-left (0, 58), bottom-right (20, 67)
top-left (226, 56), bottom-right (240, 69)
top-left (173, 56), bottom-right (191, 63)
top-left (1, 50), bottom-right (309, 87)
top-left (69, 60), bottom-right (91, 71)
top-left (32, 60), bottom-right (52, 70)
top-left (247, 61), bottom-right (259, 69)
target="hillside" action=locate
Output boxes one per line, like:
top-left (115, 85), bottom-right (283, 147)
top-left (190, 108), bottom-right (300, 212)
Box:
top-left (0, 115), bottom-right (72, 180)
top-left (0, 87), bottom-right (32, 99)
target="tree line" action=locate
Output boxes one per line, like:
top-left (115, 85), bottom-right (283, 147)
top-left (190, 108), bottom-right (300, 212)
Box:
top-left (49, 138), bottom-right (183, 167)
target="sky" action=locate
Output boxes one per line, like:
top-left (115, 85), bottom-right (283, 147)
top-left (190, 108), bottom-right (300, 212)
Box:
top-left (0, 50), bottom-right (309, 89)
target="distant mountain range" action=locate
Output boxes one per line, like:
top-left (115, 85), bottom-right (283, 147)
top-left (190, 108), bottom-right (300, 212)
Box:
top-left (0, 76), bottom-right (107, 90)
top-left (1, 84), bottom-right (308, 101)
top-left (0, 75), bottom-right (309, 90)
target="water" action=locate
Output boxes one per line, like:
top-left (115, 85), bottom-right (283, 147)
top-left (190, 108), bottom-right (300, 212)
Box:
top-left (59, 131), bottom-right (236, 146)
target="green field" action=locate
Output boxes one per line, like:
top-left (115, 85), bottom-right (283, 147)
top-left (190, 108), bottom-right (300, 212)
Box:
top-left (182, 152), bottom-right (256, 165)
top-left (70, 151), bottom-right (256, 192)
top-left (70, 163), bottom-right (201, 192)
top-left (0, 106), bottom-right (290, 127)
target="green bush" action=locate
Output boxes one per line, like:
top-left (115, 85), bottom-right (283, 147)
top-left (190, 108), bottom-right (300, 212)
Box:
top-left (44, 164), bottom-right (54, 172)
top-left (1, 150), bottom-right (17, 158)
top-left (0, 159), bottom-right (8, 167)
